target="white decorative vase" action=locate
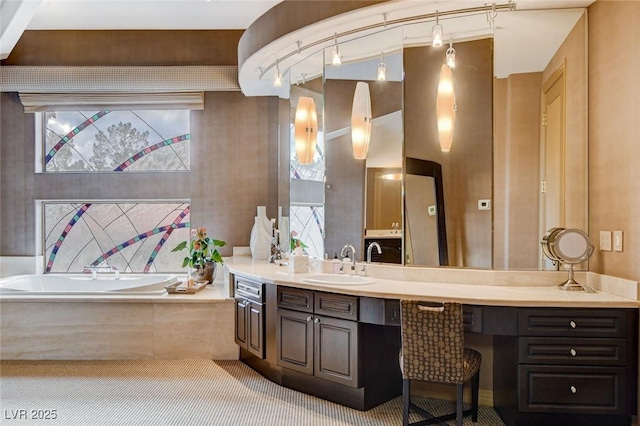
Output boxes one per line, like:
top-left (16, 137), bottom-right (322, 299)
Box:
top-left (250, 206), bottom-right (272, 260)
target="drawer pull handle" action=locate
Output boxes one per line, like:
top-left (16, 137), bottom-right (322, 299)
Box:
top-left (570, 348), bottom-right (577, 356)
top-left (569, 320), bottom-right (577, 329)
top-left (306, 316), bottom-right (312, 322)
top-left (570, 385), bottom-right (577, 394)
top-left (314, 318), bottom-right (321, 323)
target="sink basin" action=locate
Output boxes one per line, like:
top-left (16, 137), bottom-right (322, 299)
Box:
top-left (301, 274), bottom-right (376, 286)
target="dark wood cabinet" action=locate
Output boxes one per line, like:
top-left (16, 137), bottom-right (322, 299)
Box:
top-left (495, 307), bottom-right (638, 426)
top-left (234, 276), bottom-right (265, 359)
top-left (277, 288), bottom-right (359, 388)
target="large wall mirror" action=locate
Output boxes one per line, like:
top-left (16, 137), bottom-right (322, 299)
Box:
top-left (286, 7), bottom-right (588, 270)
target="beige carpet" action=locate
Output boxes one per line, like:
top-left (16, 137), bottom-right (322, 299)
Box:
top-left (0, 360), bottom-right (505, 426)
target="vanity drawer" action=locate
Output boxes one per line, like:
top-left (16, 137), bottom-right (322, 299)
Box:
top-left (519, 337), bottom-right (627, 366)
top-left (314, 292), bottom-right (358, 321)
top-left (234, 276), bottom-right (264, 303)
top-left (518, 365), bottom-right (627, 415)
top-left (518, 309), bottom-right (628, 338)
top-left (277, 287), bottom-right (313, 313)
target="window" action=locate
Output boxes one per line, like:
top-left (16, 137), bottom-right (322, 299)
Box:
top-left (42, 109), bottom-right (190, 172)
top-left (43, 202), bottom-right (190, 273)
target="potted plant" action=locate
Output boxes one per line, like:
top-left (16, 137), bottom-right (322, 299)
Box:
top-left (172, 227), bottom-right (226, 284)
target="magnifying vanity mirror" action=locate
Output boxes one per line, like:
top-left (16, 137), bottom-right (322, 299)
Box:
top-left (284, 6), bottom-right (589, 271)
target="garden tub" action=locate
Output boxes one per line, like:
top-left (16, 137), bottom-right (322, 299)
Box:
top-left (0, 273), bottom-right (177, 296)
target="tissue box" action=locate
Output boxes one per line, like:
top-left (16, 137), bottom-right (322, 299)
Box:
top-left (288, 255), bottom-right (309, 273)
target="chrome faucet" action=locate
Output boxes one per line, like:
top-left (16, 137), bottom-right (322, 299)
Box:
top-left (367, 242), bottom-right (382, 263)
top-left (340, 244), bottom-right (356, 273)
top-left (84, 265), bottom-right (120, 280)
top-left (361, 242), bottom-right (382, 275)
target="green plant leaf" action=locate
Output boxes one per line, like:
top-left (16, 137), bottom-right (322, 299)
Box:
top-left (172, 241), bottom-right (188, 252)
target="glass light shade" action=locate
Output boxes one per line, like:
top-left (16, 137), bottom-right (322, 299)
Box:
top-left (332, 45), bottom-right (341, 66)
top-left (432, 24), bottom-right (443, 47)
top-left (436, 64), bottom-right (455, 152)
top-left (273, 68), bottom-right (282, 87)
top-left (377, 61), bottom-right (387, 81)
top-left (294, 97), bottom-right (318, 164)
top-left (351, 82), bottom-right (372, 160)
top-left (446, 46), bottom-right (456, 68)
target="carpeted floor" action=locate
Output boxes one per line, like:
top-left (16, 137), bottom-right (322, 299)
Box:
top-left (0, 360), bottom-right (505, 426)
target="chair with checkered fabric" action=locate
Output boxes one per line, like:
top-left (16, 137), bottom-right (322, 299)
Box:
top-left (399, 300), bottom-right (482, 426)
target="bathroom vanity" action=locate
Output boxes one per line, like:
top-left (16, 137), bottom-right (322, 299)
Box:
top-left (227, 259), bottom-right (638, 425)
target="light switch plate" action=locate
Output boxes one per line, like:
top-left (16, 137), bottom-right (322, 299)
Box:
top-left (613, 230), bottom-right (623, 252)
top-left (600, 231), bottom-right (612, 251)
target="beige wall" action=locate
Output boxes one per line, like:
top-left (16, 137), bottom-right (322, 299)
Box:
top-left (0, 31), bottom-right (279, 259)
top-left (404, 39), bottom-right (493, 268)
top-left (588, 0), bottom-right (640, 282)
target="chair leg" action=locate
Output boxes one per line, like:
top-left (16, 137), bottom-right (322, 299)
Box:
top-left (402, 379), bottom-right (410, 426)
top-left (456, 383), bottom-right (463, 426)
top-left (471, 370), bottom-right (480, 422)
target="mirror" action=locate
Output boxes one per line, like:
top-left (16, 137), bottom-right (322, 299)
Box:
top-left (286, 8), bottom-right (588, 270)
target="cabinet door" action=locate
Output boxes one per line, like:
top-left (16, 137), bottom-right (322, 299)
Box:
top-left (247, 302), bottom-right (265, 359)
top-left (277, 308), bottom-right (314, 375)
top-left (234, 297), bottom-right (248, 349)
top-left (314, 316), bottom-right (359, 388)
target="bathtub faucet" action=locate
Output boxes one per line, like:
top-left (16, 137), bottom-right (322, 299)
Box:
top-left (83, 265), bottom-right (120, 280)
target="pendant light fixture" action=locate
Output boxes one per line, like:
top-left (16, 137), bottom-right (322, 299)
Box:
top-left (294, 97), bottom-right (318, 164)
top-left (351, 82), bottom-right (372, 160)
top-left (446, 39), bottom-right (456, 68)
top-left (331, 33), bottom-right (342, 66)
top-left (432, 10), bottom-right (443, 47)
top-left (436, 64), bottom-right (456, 152)
top-left (273, 59), bottom-right (282, 88)
top-left (377, 52), bottom-right (387, 81)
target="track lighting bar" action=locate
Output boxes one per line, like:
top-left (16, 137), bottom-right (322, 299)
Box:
top-left (259, 2), bottom-right (516, 80)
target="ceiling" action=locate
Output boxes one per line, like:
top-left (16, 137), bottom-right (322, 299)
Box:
top-left (0, 0), bottom-right (283, 59)
top-left (2, 0), bottom-right (594, 89)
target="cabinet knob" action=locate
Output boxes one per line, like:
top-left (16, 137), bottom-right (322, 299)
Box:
top-left (314, 318), bottom-right (321, 323)
top-left (570, 385), bottom-right (577, 394)
top-left (306, 316), bottom-right (313, 322)
top-left (569, 320), bottom-right (577, 329)
top-left (570, 348), bottom-right (577, 357)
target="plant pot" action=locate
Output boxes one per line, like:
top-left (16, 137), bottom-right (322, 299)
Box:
top-left (191, 262), bottom-right (217, 284)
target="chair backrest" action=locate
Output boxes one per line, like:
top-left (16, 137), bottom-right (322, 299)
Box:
top-left (399, 300), bottom-right (464, 384)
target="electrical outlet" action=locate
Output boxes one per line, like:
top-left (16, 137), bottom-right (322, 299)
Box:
top-left (600, 231), bottom-right (612, 251)
top-left (613, 230), bottom-right (623, 252)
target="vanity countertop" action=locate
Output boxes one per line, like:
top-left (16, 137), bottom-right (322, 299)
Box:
top-left (225, 257), bottom-right (639, 308)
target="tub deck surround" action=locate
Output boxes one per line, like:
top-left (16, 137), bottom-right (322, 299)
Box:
top-left (224, 257), bottom-right (639, 308)
top-left (0, 279), bottom-right (237, 360)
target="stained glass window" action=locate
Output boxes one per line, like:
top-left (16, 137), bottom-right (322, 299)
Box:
top-left (43, 202), bottom-right (190, 273)
top-left (42, 110), bottom-right (190, 172)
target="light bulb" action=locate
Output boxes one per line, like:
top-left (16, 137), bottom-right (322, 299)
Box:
top-left (332, 33), bottom-right (341, 66)
top-left (273, 60), bottom-right (282, 87)
top-left (377, 53), bottom-right (386, 81)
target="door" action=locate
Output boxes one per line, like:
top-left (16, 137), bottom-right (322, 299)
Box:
top-left (314, 315), bottom-right (359, 387)
top-left (277, 308), bottom-right (314, 375)
top-left (234, 297), bottom-right (248, 349)
top-left (247, 302), bottom-right (265, 359)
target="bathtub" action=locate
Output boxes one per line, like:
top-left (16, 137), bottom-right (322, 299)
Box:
top-left (0, 273), bottom-right (178, 295)
top-left (0, 272), bottom-right (237, 360)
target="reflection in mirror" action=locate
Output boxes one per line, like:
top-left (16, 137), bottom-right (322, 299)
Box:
top-left (323, 26), bottom-right (404, 261)
top-left (288, 51), bottom-right (325, 259)
top-left (405, 158), bottom-right (448, 266)
top-left (286, 8), bottom-right (588, 270)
